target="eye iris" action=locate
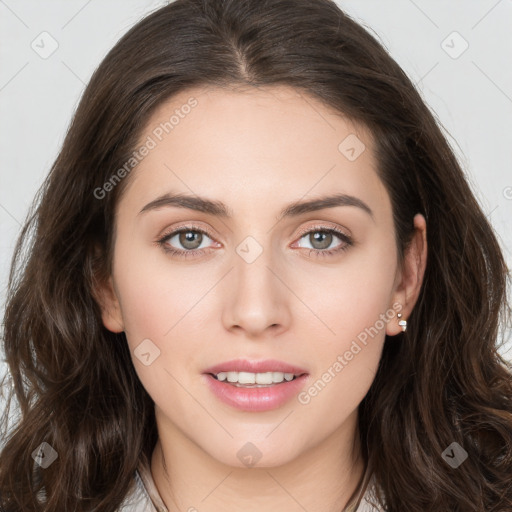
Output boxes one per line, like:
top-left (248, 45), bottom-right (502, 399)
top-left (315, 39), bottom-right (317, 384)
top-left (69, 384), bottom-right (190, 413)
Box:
top-left (311, 231), bottom-right (332, 250)
top-left (180, 230), bottom-right (202, 250)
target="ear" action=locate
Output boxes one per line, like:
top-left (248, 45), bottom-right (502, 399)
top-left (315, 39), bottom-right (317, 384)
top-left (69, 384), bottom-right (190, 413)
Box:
top-left (93, 274), bottom-right (125, 333)
top-left (90, 246), bottom-right (124, 333)
top-left (386, 213), bottom-right (427, 336)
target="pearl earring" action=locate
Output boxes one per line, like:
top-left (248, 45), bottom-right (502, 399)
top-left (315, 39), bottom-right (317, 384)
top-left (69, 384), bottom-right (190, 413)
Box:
top-left (397, 313), bottom-right (407, 332)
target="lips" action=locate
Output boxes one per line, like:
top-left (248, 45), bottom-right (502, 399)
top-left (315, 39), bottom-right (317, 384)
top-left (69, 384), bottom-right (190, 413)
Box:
top-left (203, 371), bottom-right (310, 412)
top-left (202, 358), bottom-right (308, 376)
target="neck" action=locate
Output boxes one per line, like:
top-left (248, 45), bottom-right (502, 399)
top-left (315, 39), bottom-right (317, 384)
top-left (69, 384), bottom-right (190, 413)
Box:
top-left (151, 407), bottom-right (366, 512)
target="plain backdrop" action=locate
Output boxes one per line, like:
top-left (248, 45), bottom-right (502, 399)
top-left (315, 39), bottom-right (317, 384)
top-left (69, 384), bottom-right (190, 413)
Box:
top-left (1, 0), bottom-right (511, 398)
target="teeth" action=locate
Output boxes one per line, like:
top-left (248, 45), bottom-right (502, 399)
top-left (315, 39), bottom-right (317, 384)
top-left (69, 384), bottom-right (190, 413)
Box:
top-left (215, 371), bottom-right (296, 384)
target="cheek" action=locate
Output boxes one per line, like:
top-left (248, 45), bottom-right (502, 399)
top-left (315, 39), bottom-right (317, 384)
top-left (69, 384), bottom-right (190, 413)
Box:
top-left (293, 239), bottom-right (396, 402)
top-left (112, 257), bottom-right (201, 411)
top-left (111, 239), bottom-right (228, 400)
top-left (294, 286), bottom-right (393, 428)
top-left (293, 235), bottom-right (397, 345)
top-left (112, 234), bottom-right (212, 342)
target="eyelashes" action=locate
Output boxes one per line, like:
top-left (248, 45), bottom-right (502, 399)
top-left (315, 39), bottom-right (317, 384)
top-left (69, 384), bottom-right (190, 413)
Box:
top-left (155, 223), bottom-right (353, 260)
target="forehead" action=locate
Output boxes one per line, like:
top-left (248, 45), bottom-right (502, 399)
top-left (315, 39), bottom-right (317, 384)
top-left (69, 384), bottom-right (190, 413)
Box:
top-left (119, 84), bottom-right (389, 221)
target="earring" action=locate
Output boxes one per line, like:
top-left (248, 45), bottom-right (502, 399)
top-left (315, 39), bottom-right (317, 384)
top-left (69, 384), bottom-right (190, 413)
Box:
top-left (397, 313), bottom-right (407, 332)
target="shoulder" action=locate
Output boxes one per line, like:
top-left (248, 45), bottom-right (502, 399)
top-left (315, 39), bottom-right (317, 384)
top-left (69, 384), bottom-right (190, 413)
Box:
top-left (351, 472), bottom-right (386, 512)
top-left (116, 462), bottom-right (169, 512)
top-left (115, 470), bottom-right (160, 512)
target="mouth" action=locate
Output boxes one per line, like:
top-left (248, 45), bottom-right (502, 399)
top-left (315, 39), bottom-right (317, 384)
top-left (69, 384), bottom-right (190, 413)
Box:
top-left (203, 358), bottom-right (308, 379)
top-left (201, 358), bottom-right (309, 411)
top-left (207, 371), bottom-right (307, 387)
top-left (203, 371), bottom-right (310, 412)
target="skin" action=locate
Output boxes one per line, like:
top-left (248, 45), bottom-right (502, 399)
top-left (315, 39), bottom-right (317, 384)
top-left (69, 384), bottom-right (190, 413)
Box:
top-left (96, 85), bottom-right (427, 512)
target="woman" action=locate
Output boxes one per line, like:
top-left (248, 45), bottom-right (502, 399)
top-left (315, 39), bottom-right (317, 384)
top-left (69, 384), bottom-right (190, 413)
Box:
top-left (1, 0), bottom-right (511, 510)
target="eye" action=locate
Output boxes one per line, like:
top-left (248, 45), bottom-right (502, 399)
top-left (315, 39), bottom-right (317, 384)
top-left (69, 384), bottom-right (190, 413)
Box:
top-left (156, 223), bottom-right (353, 259)
top-left (293, 225), bottom-right (353, 258)
top-left (156, 224), bottom-right (218, 258)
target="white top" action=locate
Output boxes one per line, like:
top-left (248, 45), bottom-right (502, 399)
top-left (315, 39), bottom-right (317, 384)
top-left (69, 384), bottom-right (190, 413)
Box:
top-left (117, 460), bottom-right (384, 511)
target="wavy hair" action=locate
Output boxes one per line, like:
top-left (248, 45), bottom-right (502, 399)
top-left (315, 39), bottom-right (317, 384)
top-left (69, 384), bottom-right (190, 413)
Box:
top-left (1, 0), bottom-right (511, 510)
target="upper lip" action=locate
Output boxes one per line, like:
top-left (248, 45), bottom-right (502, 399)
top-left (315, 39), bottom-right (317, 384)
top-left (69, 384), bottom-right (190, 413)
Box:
top-left (203, 358), bottom-right (308, 376)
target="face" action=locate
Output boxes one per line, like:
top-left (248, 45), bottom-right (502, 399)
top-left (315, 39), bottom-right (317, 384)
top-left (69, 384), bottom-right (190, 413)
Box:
top-left (97, 85), bottom-right (424, 468)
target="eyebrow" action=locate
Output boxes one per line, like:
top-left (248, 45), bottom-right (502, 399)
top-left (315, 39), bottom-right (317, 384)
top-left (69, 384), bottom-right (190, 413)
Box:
top-left (138, 192), bottom-right (374, 221)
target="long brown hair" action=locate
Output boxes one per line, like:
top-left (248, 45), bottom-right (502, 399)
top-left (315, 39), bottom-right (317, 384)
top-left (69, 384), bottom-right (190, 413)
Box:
top-left (1, 0), bottom-right (511, 510)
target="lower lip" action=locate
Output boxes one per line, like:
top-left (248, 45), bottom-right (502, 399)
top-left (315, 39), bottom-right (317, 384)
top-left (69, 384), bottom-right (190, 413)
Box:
top-left (203, 373), bottom-right (309, 412)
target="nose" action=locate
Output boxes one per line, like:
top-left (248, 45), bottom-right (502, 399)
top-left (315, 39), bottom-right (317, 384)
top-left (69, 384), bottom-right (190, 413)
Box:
top-left (221, 244), bottom-right (292, 338)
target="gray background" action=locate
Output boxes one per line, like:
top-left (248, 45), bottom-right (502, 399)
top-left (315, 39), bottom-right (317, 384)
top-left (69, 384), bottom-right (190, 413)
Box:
top-left (1, 0), bottom-right (511, 391)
